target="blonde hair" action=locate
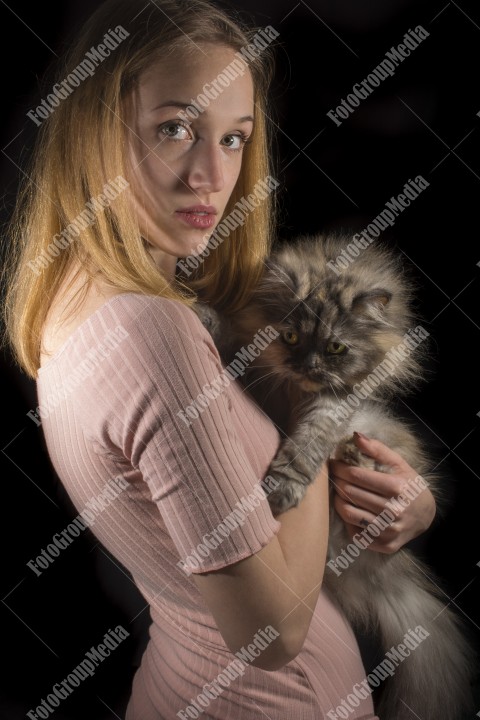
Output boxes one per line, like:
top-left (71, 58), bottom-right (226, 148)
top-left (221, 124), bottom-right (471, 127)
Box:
top-left (3, 0), bottom-right (276, 379)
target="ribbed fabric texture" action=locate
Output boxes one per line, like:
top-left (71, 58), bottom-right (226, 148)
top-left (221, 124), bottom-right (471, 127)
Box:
top-left (37, 293), bottom-right (378, 720)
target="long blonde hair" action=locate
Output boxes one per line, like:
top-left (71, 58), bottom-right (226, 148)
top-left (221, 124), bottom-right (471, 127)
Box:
top-left (3, 0), bottom-right (277, 379)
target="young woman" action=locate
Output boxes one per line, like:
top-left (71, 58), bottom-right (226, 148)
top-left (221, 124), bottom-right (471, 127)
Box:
top-left (4, 0), bottom-right (435, 717)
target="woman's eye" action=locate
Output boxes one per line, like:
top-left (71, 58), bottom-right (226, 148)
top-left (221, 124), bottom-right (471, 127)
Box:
top-left (221, 134), bottom-right (247, 151)
top-left (283, 330), bottom-right (299, 345)
top-left (158, 122), bottom-right (190, 141)
top-left (326, 341), bottom-right (347, 355)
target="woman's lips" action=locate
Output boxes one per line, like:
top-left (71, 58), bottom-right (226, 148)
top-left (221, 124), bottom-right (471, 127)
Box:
top-left (175, 205), bottom-right (217, 229)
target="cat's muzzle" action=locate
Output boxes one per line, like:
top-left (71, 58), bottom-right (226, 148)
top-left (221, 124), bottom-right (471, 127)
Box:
top-left (299, 377), bottom-right (324, 393)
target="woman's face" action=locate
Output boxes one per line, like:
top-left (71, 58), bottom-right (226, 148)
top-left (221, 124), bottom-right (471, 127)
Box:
top-left (126, 44), bottom-right (255, 277)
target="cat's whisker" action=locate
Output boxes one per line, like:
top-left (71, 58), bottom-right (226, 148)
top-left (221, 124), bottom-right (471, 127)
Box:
top-left (329, 374), bottom-right (347, 390)
top-left (328, 381), bottom-right (342, 403)
top-left (243, 364), bottom-right (280, 368)
top-left (242, 370), bottom-right (277, 394)
top-left (261, 376), bottom-right (286, 408)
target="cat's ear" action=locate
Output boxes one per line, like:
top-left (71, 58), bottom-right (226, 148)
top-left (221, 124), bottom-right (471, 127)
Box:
top-left (351, 289), bottom-right (392, 315)
top-left (262, 257), bottom-right (298, 292)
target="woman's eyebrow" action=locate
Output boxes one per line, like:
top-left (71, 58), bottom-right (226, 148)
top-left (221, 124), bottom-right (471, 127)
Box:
top-left (150, 101), bottom-right (192, 112)
top-left (150, 101), bottom-right (254, 123)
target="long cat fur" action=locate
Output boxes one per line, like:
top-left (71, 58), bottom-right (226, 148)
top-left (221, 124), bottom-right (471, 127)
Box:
top-left (194, 233), bottom-right (475, 720)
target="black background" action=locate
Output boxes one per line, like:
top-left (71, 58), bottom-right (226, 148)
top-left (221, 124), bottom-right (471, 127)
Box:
top-left (1, 0), bottom-right (479, 718)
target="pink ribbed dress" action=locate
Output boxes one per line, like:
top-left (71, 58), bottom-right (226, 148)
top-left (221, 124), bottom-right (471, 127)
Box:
top-left (37, 293), bottom-right (379, 720)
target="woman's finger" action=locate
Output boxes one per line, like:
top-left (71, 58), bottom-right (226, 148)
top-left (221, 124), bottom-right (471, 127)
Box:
top-left (330, 460), bottom-right (413, 499)
top-left (335, 497), bottom-right (405, 551)
top-left (333, 495), bottom-right (379, 529)
top-left (331, 476), bottom-right (390, 517)
top-left (341, 521), bottom-right (405, 555)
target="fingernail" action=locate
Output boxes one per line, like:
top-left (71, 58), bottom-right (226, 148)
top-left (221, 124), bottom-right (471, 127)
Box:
top-left (354, 431), bottom-right (370, 441)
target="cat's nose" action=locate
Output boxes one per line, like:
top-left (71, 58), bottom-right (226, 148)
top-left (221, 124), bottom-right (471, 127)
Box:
top-left (305, 353), bottom-right (322, 369)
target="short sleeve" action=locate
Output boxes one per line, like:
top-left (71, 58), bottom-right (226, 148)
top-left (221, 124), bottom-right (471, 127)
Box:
top-left (96, 295), bottom-right (281, 574)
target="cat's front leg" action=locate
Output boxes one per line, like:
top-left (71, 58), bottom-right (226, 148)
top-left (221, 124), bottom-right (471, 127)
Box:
top-left (267, 397), bottom-right (348, 514)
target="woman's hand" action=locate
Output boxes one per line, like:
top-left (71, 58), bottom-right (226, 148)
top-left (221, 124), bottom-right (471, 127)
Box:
top-left (329, 432), bottom-right (436, 554)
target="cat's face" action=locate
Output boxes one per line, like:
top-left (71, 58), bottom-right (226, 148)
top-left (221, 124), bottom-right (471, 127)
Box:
top-left (234, 244), bottom-right (413, 395)
top-left (254, 287), bottom-right (395, 393)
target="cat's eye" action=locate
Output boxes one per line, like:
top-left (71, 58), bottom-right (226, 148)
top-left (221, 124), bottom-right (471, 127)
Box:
top-left (282, 330), bottom-right (299, 345)
top-left (326, 341), bottom-right (347, 355)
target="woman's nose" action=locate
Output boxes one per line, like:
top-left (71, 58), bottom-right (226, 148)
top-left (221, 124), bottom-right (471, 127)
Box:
top-left (186, 140), bottom-right (225, 194)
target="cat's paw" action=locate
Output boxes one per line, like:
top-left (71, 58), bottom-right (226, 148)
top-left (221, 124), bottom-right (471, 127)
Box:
top-left (267, 476), bottom-right (307, 515)
top-left (266, 456), bottom-right (311, 514)
top-left (335, 436), bottom-right (377, 470)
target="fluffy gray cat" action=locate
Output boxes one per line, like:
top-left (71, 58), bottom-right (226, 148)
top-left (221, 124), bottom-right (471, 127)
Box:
top-left (194, 234), bottom-right (475, 720)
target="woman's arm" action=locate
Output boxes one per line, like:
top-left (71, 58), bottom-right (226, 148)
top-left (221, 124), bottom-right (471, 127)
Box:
top-left (111, 299), bottom-right (331, 672)
top-left (193, 462), bottom-right (329, 671)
